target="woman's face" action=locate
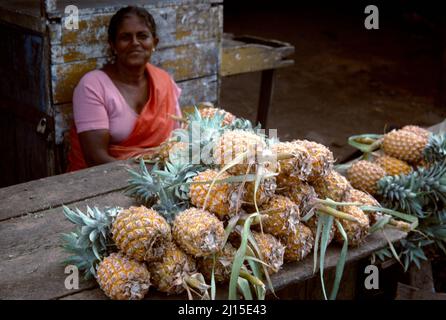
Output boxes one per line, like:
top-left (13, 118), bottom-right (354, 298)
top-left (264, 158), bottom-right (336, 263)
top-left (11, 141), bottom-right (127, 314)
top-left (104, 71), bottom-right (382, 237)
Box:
top-left (111, 14), bottom-right (158, 68)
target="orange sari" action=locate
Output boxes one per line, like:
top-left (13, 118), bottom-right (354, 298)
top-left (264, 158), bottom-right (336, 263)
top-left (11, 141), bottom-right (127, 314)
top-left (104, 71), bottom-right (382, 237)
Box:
top-left (67, 63), bottom-right (178, 172)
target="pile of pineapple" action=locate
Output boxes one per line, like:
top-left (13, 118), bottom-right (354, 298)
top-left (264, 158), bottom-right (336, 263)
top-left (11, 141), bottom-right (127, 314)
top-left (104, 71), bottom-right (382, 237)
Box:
top-left (345, 125), bottom-right (446, 269)
top-left (62, 105), bottom-right (414, 300)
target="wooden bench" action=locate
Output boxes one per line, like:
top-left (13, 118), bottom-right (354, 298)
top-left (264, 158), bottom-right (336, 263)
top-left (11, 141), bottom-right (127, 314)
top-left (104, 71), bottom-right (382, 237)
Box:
top-left (0, 159), bottom-right (406, 300)
top-left (221, 34), bottom-right (295, 129)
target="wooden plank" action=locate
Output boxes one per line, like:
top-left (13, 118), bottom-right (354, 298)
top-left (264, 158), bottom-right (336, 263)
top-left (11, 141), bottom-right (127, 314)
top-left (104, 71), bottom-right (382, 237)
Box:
top-left (49, 3), bottom-right (220, 55)
top-left (2, 210), bottom-right (403, 301)
top-left (221, 35), bottom-right (294, 77)
top-left (0, 7), bottom-right (45, 33)
top-left (0, 160), bottom-right (136, 221)
top-left (48, 0), bottom-right (220, 18)
top-left (0, 191), bottom-right (135, 300)
top-left (395, 283), bottom-right (446, 300)
top-left (51, 40), bottom-right (218, 104)
top-left (270, 229), bottom-right (407, 293)
top-left (177, 75), bottom-right (218, 106)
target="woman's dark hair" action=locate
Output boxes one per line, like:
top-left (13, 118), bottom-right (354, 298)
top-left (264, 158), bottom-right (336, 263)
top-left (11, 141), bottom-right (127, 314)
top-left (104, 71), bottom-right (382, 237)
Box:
top-left (108, 6), bottom-right (157, 43)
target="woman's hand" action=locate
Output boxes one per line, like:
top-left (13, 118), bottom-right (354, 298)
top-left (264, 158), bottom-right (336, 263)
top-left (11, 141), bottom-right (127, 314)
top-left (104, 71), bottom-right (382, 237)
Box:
top-left (78, 129), bottom-right (117, 166)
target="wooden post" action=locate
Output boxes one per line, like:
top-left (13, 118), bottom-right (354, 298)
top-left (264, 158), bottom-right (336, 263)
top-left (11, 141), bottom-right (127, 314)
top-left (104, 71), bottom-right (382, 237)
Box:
top-left (256, 69), bottom-right (276, 129)
top-left (437, 12), bottom-right (446, 108)
top-left (41, 0), bottom-right (56, 17)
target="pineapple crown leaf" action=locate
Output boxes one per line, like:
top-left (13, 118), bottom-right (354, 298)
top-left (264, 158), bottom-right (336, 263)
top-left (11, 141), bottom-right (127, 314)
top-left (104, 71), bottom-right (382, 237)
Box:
top-left (424, 133), bottom-right (446, 164)
top-left (124, 160), bottom-right (161, 204)
top-left (61, 205), bottom-right (119, 279)
top-left (378, 160), bottom-right (446, 218)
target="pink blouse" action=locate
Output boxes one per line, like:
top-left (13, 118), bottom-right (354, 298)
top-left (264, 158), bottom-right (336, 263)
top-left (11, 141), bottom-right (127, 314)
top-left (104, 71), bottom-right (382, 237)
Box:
top-left (72, 69), bottom-right (182, 144)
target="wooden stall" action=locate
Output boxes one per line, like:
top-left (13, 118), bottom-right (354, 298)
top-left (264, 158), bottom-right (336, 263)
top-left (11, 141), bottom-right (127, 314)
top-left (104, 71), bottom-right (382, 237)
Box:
top-left (0, 0), bottom-right (223, 186)
top-left (0, 159), bottom-right (406, 300)
top-left (0, 0), bottom-right (295, 188)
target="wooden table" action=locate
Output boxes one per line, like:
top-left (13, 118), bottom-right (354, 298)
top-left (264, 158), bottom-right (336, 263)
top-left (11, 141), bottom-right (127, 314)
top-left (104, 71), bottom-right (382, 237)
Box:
top-left (0, 160), bottom-right (406, 300)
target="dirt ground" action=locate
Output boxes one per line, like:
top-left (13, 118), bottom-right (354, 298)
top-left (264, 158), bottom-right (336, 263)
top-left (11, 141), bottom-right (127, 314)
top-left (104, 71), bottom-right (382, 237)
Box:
top-left (220, 2), bottom-right (446, 162)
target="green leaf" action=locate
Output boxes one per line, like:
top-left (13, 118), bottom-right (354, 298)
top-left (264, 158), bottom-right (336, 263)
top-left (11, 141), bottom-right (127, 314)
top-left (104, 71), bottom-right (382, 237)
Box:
top-left (330, 220), bottom-right (348, 300)
top-left (237, 277), bottom-right (253, 300)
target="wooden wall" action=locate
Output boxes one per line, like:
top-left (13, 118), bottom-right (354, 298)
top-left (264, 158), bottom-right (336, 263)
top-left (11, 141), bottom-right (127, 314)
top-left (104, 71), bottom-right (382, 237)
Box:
top-left (0, 0), bottom-right (223, 182)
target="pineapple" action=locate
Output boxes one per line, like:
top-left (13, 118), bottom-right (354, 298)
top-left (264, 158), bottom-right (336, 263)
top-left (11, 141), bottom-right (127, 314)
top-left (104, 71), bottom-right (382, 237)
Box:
top-left (347, 160), bottom-right (386, 195)
top-left (281, 181), bottom-right (318, 217)
top-left (271, 141), bottom-right (313, 181)
top-left (148, 242), bottom-right (198, 295)
top-left (258, 195), bottom-right (301, 237)
top-left (334, 205), bottom-right (369, 247)
top-left (199, 106), bottom-right (236, 127)
top-left (198, 243), bottom-right (237, 283)
top-left (305, 214), bottom-right (335, 245)
top-left (374, 155), bottom-right (412, 176)
top-left (96, 252), bottom-right (151, 300)
top-left (312, 170), bottom-right (352, 202)
top-left (251, 231), bottom-right (285, 273)
top-left (172, 208), bottom-right (225, 257)
top-left (382, 129), bottom-right (428, 164)
top-left (243, 175), bottom-right (277, 206)
top-left (343, 189), bottom-right (382, 225)
top-left (401, 125), bottom-right (431, 140)
top-left (213, 130), bottom-right (267, 175)
top-left (280, 223), bottom-right (314, 263)
top-left (295, 140), bottom-right (334, 182)
top-left (158, 141), bottom-right (189, 163)
top-left (111, 206), bottom-right (172, 263)
top-left (189, 168), bottom-right (243, 220)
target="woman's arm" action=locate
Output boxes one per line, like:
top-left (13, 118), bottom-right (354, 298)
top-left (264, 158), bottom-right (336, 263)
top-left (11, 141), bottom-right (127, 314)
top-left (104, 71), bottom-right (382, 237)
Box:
top-left (78, 129), bottom-right (117, 166)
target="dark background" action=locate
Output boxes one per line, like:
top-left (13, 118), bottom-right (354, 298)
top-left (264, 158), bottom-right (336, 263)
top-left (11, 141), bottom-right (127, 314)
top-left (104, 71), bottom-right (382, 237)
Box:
top-left (221, 0), bottom-right (446, 161)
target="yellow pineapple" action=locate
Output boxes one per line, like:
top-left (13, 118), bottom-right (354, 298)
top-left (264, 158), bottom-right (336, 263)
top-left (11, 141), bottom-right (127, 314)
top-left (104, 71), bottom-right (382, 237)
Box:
top-left (305, 214), bottom-right (335, 244)
top-left (343, 189), bottom-right (382, 225)
top-left (401, 125), bottom-right (431, 140)
top-left (111, 206), bottom-right (171, 263)
top-left (158, 141), bottom-right (189, 163)
top-left (271, 141), bottom-right (313, 182)
top-left (347, 160), bottom-right (386, 195)
top-left (312, 170), bottom-right (352, 202)
top-left (251, 231), bottom-right (285, 273)
top-left (334, 205), bottom-right (369, 247)
top-left (374, 155), bottom-right (412, 176)
top-left (382, 129), bottom-right (428, 164)
top-left (172, 208), bottom-right (225, 257)
top-left (199, 106), bottom-right (236, 126)
top-left (189, 169), bottom-right (243, 220)
top-left (148, 242), bottom-right (198, 295)
top-left (295, 140), bottom-right (334, 182)
top-left (214, 130), bottom-right (267, 175)
top-left (96, 252), bottom-right (151, 300)
top-left (243, 175), bottom-right (277, 206)
top-left (198, 243), bottom-right (237, 283)
top-left (258, 195), bottom-right (300, 237)
top-left (280, 181), bottom-right (318, 216)
top-left (280, 223), bottom-right (314, 263)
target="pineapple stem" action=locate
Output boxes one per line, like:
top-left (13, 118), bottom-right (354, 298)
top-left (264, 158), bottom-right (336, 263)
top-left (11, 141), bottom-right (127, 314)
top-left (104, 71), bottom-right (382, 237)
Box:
top-left (317, 206), bottom-right (360, 223)
top-left (239, 270), bottom-right (265, 287)
top-left (348, 134), bottom-right (383, 153)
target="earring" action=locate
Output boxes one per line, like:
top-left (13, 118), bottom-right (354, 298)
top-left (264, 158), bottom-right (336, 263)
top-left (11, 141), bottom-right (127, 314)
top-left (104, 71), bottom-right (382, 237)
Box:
top-left (152, 48), bottom-right (156, 52)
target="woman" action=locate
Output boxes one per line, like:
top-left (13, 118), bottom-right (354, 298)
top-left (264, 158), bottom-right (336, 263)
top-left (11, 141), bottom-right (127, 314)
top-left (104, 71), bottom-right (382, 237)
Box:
top-left (67, 6), bottom-right (182, 171)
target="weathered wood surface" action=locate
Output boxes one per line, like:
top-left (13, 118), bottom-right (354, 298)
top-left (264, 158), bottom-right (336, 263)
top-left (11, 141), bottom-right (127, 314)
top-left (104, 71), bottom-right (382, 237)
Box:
top-left (0, 160), bottom-right (135, 222)
top-left (51, 40), bottom-right (218, 104)
top-left (0, 191), bottom-right (134, 300)
top-left (221, 35), bottom-right (295, 77)
top-left (49, 4), bottom-right (222, 63)
top-left (56, 229), bottom-right (405, 300)
top-left (0, 158), bottom-right (404, 299)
